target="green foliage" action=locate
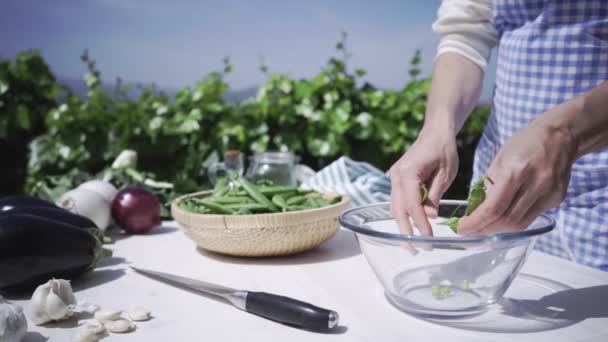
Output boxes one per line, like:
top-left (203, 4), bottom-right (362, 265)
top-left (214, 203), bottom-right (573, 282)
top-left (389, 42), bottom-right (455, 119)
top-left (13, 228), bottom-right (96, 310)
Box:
top-left (2, 35), bottom-right (489, 200)
top-left (0, 51), bottom-right (61, 193)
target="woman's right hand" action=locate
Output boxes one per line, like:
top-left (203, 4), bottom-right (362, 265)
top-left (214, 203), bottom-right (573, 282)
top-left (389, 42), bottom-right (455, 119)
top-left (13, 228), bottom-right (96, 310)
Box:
top-left (388, 131), bottom-right (459, 236)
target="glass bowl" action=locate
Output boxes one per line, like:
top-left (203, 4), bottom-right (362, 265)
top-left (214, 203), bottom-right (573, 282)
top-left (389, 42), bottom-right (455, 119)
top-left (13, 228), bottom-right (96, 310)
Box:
top-left (339, 200), bottom-right (555, 318)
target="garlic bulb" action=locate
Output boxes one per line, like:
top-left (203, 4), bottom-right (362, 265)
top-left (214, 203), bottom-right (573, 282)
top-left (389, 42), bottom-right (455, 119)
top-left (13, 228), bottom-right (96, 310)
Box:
top-left (29, 279), bottom-right (77, 325)
top-left (78, 180), bottom-right (118, 204)
top-left (57, 188), bottom-right (112, 230)
top-left (0, 296), bottom-right (27, 342)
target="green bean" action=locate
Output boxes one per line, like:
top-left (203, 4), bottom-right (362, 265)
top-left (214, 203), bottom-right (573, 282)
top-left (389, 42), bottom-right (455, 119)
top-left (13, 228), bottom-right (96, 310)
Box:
top-left (272, 195), bottom-right (288, 211)
top-left (237, 177), bottom-right (279, 212)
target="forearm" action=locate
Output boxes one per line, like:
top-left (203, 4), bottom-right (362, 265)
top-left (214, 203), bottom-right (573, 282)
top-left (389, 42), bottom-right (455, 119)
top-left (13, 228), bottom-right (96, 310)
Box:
top-left (536, 81), bottom-right (608, 159)
top-left (422, 52), bottom-right (485, 137)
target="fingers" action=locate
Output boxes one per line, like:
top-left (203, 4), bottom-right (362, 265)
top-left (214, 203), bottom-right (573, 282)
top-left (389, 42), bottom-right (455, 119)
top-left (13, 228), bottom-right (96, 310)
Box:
top-left (458, 172), bottom-right (523, 235)
top-left (424, 172), bottom-right (445, 219)
top-left (406, 180), bottom-right (434, 236)
top-left (390, 176), bottom-right (413, 236)
top-left (475, 196), bottom-right (548, 235)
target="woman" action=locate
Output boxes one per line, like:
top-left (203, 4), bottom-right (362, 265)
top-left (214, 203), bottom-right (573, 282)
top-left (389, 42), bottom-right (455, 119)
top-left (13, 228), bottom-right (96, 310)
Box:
top-left (389, 0), bottom-right (608, 270)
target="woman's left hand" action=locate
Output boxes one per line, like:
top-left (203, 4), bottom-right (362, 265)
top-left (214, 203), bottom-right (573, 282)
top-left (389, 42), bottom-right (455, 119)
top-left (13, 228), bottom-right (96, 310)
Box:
top-left (458, 108), bottom-right (578, 235)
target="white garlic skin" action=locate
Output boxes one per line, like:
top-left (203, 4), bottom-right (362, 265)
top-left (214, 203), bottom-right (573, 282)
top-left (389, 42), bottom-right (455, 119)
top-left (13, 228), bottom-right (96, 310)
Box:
top-left (0, 296), bottom-right (27, 342)
top-left (72, 326), bottom-right (102, 342)
top-left (29, 279), bottom-right (77, 325)
top-left (104, 319), bottom-right (134, 333)
top-left (93, 309), bottom-right (122, 322)
top-left (128, 307), bottom-right (151, 321)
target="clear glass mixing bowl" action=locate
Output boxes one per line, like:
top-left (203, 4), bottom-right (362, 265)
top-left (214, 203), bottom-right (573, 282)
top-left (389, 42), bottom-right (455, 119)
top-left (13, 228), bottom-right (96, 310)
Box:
top-left (339, 200), bottom-right (555, 318)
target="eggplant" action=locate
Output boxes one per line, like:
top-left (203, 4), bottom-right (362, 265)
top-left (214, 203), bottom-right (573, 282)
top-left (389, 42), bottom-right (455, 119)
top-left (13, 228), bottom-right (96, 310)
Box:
top-left (0, 195), bottom-right (57, 212)
top-left (0, 213), bottom-right (110, 294)
top-left (0, 206), bottom-right (97, 230)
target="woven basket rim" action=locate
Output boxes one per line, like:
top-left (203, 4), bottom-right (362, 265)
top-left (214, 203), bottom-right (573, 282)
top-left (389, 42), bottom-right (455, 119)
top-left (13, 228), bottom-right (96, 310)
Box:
top-left (171, 189), bottom-right (351, 220)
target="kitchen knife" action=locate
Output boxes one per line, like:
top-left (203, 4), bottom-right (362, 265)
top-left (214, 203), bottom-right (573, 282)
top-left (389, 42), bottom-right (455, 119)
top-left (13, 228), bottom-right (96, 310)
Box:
top-left (130, 266), bottom-right (339, 331)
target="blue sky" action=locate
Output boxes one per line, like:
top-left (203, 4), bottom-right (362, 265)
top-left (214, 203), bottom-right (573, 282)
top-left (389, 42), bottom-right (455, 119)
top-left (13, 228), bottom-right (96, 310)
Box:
top-left (1, 0), bottom-right (494, 101)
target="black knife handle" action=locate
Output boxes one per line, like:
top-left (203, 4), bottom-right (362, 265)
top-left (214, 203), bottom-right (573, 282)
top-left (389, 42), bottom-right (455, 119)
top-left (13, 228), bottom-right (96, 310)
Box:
top-left (245, 291), bottom-right (339, 331)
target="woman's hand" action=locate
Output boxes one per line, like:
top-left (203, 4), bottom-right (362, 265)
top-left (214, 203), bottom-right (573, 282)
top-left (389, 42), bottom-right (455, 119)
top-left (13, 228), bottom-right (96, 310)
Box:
top-left (388, 131), bottom-right (459, 236)
top-left (459, 110), bottom-right (578, 235)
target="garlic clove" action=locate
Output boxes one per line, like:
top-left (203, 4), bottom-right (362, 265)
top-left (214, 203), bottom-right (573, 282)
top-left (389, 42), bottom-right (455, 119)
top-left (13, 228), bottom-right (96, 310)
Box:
top-left (79, 319), bottom-right (106, 334)
top-left (45, 290), bottom-right (71, 321)
top-left (94, 309), bottom-right (122, 322)
top-left (72, 321), bottom-right (106, 342)
top-left (128, 307), bottom-right (151, 321)
top-left (51, 279), bottom-right (77, 307)
top-left (29, 282), bottom-right (53, 325)
top-left (74, 301), bottom-right (100, 314)
top-left (104, 319), bottom-right (135, 333)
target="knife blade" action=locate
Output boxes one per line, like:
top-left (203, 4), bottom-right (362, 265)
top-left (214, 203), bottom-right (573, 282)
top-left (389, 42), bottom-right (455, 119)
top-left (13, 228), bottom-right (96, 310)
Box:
top-left (130, 266), bottom-right (339, 331)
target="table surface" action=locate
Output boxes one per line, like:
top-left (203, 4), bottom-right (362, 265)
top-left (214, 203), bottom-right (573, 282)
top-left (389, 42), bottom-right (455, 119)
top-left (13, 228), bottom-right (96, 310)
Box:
top-left (14, 222), bottom-right (608, 342)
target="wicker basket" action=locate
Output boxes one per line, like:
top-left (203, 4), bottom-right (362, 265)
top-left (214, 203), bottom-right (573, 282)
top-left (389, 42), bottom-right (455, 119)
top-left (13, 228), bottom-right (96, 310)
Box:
top-left (171, 191), bottom-right (351, 257)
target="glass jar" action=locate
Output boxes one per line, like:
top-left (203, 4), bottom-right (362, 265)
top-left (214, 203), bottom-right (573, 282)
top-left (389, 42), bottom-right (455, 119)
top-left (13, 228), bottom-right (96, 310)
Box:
top-left (245, 152), bottom-right (299, 186)
top-left (207, 150), bottom-right (244, 186)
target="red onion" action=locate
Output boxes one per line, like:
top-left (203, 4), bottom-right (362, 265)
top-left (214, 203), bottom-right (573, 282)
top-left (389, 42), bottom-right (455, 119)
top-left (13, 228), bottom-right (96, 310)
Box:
top-left (111, 187), bottom-right (160, 234)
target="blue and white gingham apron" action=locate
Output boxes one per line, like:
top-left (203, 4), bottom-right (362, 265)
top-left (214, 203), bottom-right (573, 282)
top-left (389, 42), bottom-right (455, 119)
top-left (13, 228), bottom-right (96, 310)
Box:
top-left (472, 0), bottom-right (608, 270)
top-left (304, 0), bottom-right (608, 271)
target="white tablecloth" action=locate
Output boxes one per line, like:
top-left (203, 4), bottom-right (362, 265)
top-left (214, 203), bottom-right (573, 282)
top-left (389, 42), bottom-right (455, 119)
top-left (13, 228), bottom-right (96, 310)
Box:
top-left (14, 222), bottom-right (608, 342)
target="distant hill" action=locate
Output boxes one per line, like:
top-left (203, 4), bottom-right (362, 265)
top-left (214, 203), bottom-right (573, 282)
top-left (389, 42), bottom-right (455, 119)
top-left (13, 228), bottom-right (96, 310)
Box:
top-left (56, 77), bottom-right (257, 103)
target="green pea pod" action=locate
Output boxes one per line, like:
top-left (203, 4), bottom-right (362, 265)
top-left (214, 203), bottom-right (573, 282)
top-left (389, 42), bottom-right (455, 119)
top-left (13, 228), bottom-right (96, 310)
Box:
top-left (224, 203), bottom-right (269, 211)
top-left (286, 196), bottom-right (307, 206)
top-left (466, 177), bottom-right (488, 215)
top-left (213, 177), bottom-right (229, 196)
top-left (272, 195), bottom-right (288, 211)
top-left (238, 177), bottom-right (279, 212)
top-left (327, 195), bottom-right (342, 205)
top-left (286, 205), bottom-right (311, 211)
top-left (420, 184), bottom-right (428, 202)
top-left (197, 200), bottom-right (235, 215)
top-left (208, 196), bottom-right (254, 205)
top-left (234, 207), bottom-right (252, 215)
top-left (439, 217), bottom-right (460, 234)
top-left (258, 186), bottom-right (299, 196)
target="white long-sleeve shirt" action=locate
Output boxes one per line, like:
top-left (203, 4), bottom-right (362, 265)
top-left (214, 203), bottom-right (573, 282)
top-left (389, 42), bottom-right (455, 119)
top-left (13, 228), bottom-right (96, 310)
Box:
top-left (432, 0), bottom-right (498, 71)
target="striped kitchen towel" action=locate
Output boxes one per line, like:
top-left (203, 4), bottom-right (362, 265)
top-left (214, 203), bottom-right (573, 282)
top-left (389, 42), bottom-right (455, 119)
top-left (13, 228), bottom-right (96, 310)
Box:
top-left (301, 157), bottom-right (391, 206)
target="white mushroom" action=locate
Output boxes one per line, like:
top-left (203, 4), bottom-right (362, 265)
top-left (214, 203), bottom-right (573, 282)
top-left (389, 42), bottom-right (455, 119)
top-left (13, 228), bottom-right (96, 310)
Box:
top-left (93, 309), bottom-right (122, 322)
top-left (128, 307), bottom-right (151, 321)
top-left (104, 319), bottom-right (135, 333)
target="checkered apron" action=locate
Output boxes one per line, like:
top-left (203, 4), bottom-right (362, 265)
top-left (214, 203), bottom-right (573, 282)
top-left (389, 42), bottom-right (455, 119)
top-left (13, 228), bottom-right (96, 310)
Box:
top-left (472, 0), bottom-right (608, 270)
